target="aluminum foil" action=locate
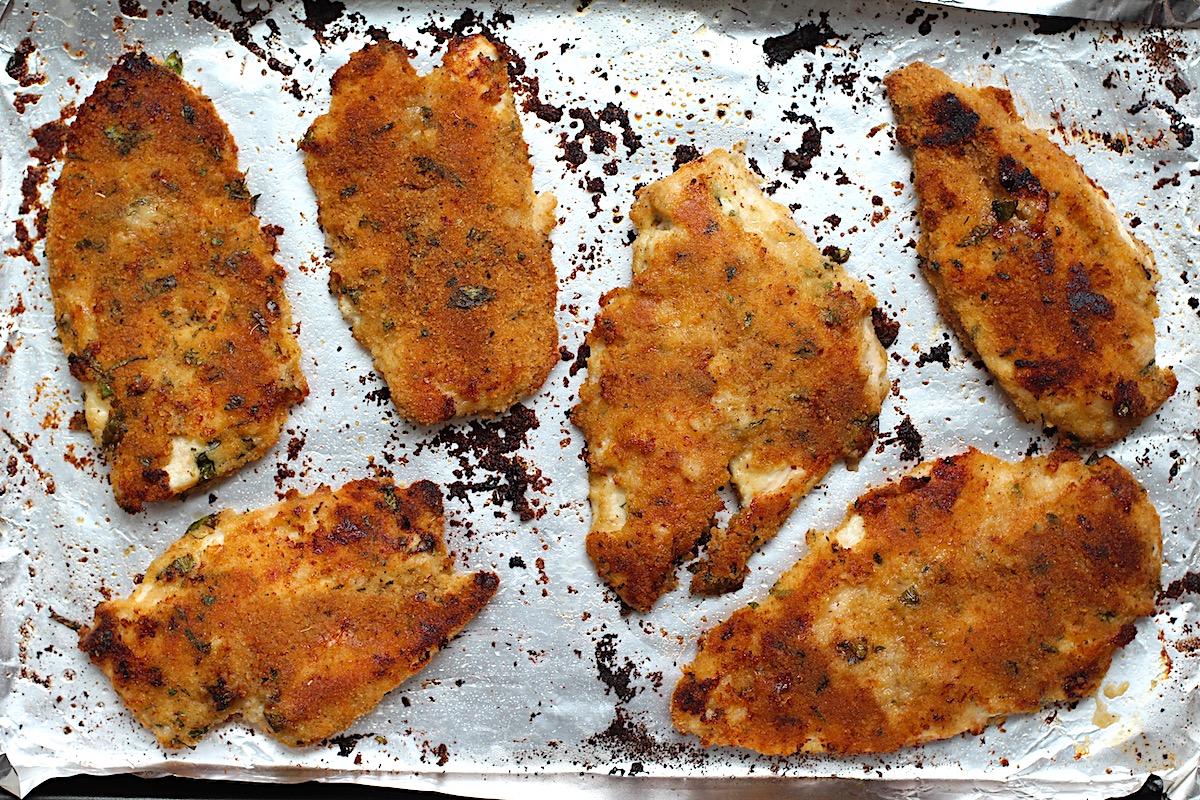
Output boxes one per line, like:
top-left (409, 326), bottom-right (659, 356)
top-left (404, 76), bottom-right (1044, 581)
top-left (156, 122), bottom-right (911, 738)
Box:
top-left (1, 1), bottom-right (1198, 798)
top-left (919, 0), bottom-right (1200, 27)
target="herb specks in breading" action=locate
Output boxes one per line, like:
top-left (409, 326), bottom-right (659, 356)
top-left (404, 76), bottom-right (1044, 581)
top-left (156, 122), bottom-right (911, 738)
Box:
top-left (196, 452), bottom-right (216, 481)
top-left (448, 285), bottom-right (496, 309)
top-left (104, 124), bottom-right (150, 156)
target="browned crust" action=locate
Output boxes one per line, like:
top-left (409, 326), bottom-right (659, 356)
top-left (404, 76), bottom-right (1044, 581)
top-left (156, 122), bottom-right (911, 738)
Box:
top-left (572, 150), bottom-right (886, 611)
top-left (301, 36), bottom-right (558, 425)
top-left (885, 62), bottom-right (1175, 446)
top-left (672, 447), bottom-right (1161, 755)
top-left (45, 52), bottom-right (307, 512)
top-left (79, 478), bottom-right (498, 748)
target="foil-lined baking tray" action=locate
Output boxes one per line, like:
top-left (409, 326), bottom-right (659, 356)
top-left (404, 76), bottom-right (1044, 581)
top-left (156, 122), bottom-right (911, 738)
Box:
top-left (1, 1), bottom-right (1198, 798)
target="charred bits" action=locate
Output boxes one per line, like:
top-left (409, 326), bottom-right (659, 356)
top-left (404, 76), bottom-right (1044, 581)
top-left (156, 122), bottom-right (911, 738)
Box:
top-left (916, 341), bottom-right (952, 369)
top-left (594, 633), bottom-right (638, 702)
top-left (6, 38), bottom-right (46, 87)
top-left (557, 104), bottom-right (642, 171)
top-left (10, 119), bottom-right (68, 267)
top-left (417, 7), bottom-right (514, 44)
top-left (1161, 572), bottom-right (1200, 602)
top-left (415, 404), bottom-right (548, 522)
top-left (300, 0), bottom-right (347, 37)
top-left (118, 0), bottom-right (149, 19)
top-left (871, 308), bottom-right (900, 349)
top-left (881, 416), bottom-right (923, 462)
top-left (1128, 93), bottom-right (1194, 149)
top-left (922, 94), bottom-right (980, 147)
top-left (763, 13), bottom-right (842, 67)
top-left (673, 144), bottom-right (701, 171)
top-left (186, 1), bottom-right (294, 79)
top-left (781, 114), bottom-right (827, 179)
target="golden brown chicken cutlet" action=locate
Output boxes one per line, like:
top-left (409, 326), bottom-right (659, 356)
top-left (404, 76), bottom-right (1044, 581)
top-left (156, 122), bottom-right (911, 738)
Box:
top-left (572, 149), bottom-right (888, 611)
top-left (886, 63), bottom-right (1175, 446)
top-left (79, 478), bottom-right (499, 749)
top-left (45, 52), bottom-right (307, 513)
top-left (301, 36), bottom-right (558, 425)
top-left (672, 447), bottom-right (1161, 755)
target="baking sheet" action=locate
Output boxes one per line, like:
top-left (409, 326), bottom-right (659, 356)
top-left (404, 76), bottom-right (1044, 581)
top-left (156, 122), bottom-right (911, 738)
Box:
top-left (1, 1), bottom-right (1198, 798)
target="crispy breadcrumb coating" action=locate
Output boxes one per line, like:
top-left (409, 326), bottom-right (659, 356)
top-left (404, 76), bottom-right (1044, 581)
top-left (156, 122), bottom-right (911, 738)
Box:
top-left (886, 62), bottom-right (1175, 446)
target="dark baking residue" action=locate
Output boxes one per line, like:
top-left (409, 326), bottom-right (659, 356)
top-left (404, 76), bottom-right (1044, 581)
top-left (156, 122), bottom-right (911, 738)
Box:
top-left (1161, 572), bottom-right (1200, 602)
top-left (781, 114), bottom-right (825, 179)
top-left (569, 342), bottom-right (590, 378)
top-left (417, 740), bottom-right (451, 766)
top-left (871, 307), bottom-right (899, 349)
top-left (364, 383), bottom-right (392, 407)
top-left (1165, 75), bottom-right (1191, 101)
top-left (1100, 131), bottom-right (1129, 154)
top-left (1029, 14), bottom-right (1081, 34)
top-left (583, 175), bottom-right (606, 218)
top-left (301, 0), bottom-right (346, 36)
top-left (916, 341), bottom-right (952, 369)
top-left (763, 13), bottom-right (841, 67)
top-left (30, 118), bottom-right (67, 166)
top-left (673, 144), bottom-right (701, 171)
top-left (521, 76), bottom-right (564, 123)
top-left (8, 119), bottom-right (67, 267)
top-left (556, 103), bottom-right (642, 171)
top-left (1167, 449), bottom-right (1184, 482)
top-left (415, 404), bottom-right (549, 522)
top-left (187, 1), bottom-right (294, 78)
top-left (6, 38), bottom-right (45, 88)
top-left (328, 732), bottom-right (370, 757)
top-left (557, 134), bottom-right (588, 170)
top-left (1140, 30), bottom-right (1188, 76)
top-left (881, 416), bottom-right (923, 463)
top-left (1128, 94), bottom-right (1194, 149)
top-left (286, 432), bottom-right (306, 461)
top-left (583, 707), bottom-right (707, 772)
top-left (418, 7), bottom-right (514, 44)
top-left (12, 93), bottom-right (40, 114)
top-left (3, 429), bottom-right (56, 495)
top-left (594, 633), bottom-right (637, 702)
top-left (119, 0), bottom-right (148, 19)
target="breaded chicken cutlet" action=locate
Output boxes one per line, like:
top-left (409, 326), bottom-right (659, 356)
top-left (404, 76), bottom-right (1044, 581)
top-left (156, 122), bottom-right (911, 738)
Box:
top-left (79, 478), bottom-right (499, 749)
top-left (672, 447), bottom-right (1161, 755)
top-left (572, 149), bottom-right (888, 611)
top-left (301, 36), bottom-right (558, 425)
top-left (45, 52), bottom-right (307, 513)
top-left (886, 63), bottom-right (1176, 446)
